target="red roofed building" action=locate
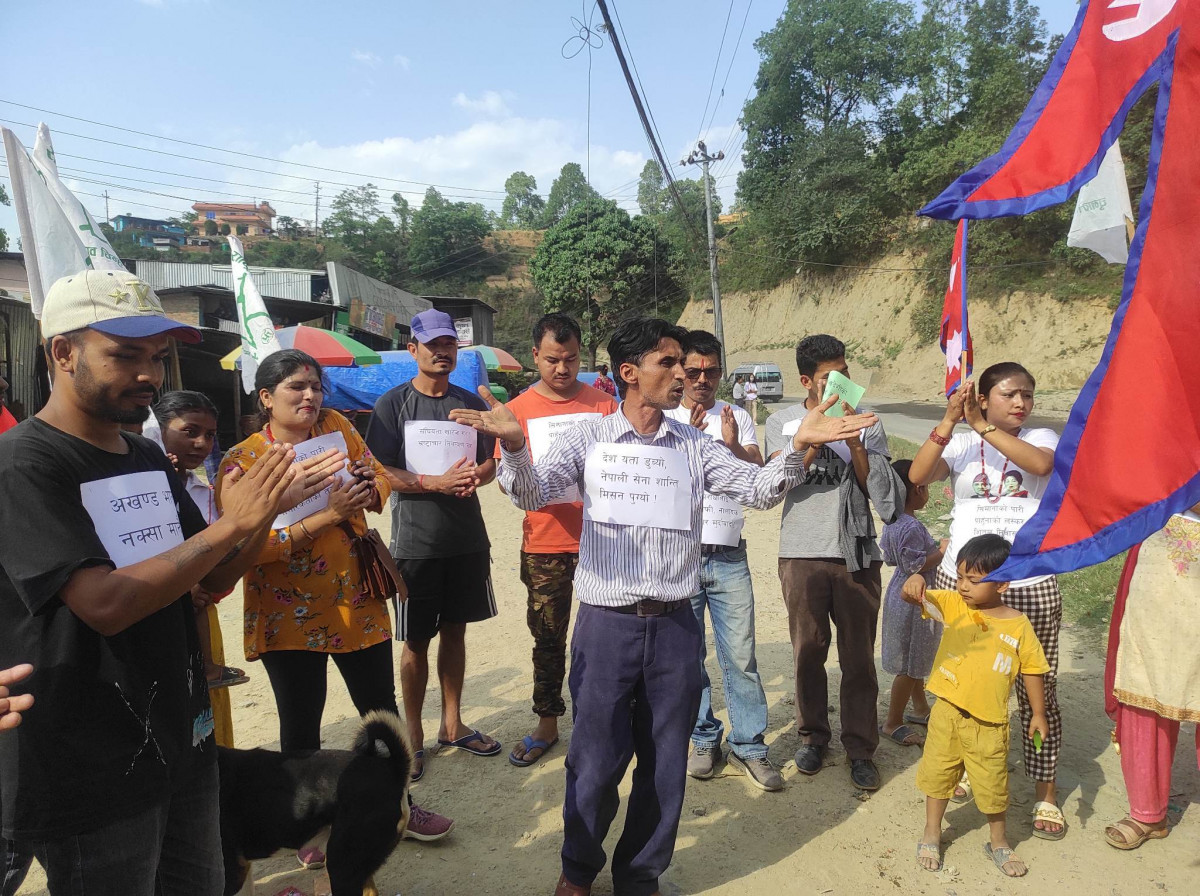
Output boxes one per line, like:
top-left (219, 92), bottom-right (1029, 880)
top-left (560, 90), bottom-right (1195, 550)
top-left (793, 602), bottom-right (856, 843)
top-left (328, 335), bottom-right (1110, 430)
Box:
top-left (192, 201), bottom-right (276, 236)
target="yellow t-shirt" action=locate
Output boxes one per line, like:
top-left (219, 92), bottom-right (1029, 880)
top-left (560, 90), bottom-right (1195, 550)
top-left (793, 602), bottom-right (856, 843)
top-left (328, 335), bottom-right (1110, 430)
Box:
top-left (923, 589), bottom-right (1050, 724)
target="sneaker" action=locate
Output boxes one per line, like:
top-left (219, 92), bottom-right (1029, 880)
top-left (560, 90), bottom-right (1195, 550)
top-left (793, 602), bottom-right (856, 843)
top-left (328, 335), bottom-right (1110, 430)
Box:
top-left (794, 744), bottom-right (826, 775)
top-left (687, 743), bottom-right (720, 779)
top-left (404, 803), bottom-right (455, 842)
top-left (728, 753), bottom-right (784, 792)
top-left (296, 845), bottom-right (325, 869)
top-left (850, 758), bottom-right (881, 791)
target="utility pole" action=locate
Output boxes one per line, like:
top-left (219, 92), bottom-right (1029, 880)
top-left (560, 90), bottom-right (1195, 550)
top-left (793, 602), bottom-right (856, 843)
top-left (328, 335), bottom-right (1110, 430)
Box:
top-left (103, 190), bottom-right (110, 224)
top-left (683, 141), bottom-right (726, 372)
top-left (314, 181), bottom-right (321, 238)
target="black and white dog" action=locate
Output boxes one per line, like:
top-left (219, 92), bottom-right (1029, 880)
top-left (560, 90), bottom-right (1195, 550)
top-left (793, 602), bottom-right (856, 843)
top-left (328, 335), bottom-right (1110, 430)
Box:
top-left (217, 710), bottom-right (413, 896)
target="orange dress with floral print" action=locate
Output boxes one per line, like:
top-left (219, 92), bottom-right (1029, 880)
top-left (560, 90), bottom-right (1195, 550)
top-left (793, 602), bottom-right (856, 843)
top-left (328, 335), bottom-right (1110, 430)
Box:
top-left (218, 410), bottom-right (393, 661)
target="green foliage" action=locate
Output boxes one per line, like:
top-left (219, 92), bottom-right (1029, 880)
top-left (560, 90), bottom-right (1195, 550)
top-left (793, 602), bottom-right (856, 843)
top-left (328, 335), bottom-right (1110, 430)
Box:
top-left (203, 219), bottom-right (219, 236)
top-left (499, 171), bottom-right (546, 229)
top-left (407, 187), bottom-right (499, 289)
top-left (219, 223), bottom-right (231, 236)
top-left (540, 163), bottom-right (600, 228)
top-left (0, 182), bottom-right (8, 252)
top-left (485, 283), bottom-right (543, 367)
top-left (529, 197), bottom-right (680, 363)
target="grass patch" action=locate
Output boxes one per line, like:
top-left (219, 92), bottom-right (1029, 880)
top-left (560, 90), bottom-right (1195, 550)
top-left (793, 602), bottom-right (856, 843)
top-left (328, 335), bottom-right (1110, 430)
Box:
top-left (886, 437), bottom-right (1120, 630)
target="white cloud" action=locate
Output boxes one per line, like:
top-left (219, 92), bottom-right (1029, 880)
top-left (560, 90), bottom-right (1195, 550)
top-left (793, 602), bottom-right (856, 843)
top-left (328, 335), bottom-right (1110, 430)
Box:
top-left (351, 49), bottom-right (382, 68)
top-left (393, 54), bottom-right (411, 71)
top-left (135, 0), bottom-right (165, 6)
top-left (452, 91), bottom-right (513, 118)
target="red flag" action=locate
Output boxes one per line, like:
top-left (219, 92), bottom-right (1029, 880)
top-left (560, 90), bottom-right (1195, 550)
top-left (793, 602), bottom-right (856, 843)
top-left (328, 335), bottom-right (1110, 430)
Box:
top-left (939, 220), bottom-right (971, 397)
top-left (921, 0), bottom-right (1200, 581)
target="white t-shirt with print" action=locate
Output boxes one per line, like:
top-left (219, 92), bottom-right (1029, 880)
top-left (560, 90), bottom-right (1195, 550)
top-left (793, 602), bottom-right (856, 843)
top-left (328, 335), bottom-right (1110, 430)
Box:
top-left (744, 382), bottom-right (759, 401)
top-left (940, 427), bottom-right (1059, 587)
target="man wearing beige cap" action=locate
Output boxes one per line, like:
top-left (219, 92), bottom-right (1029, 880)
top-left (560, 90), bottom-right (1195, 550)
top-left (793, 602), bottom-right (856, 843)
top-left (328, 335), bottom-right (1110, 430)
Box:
top-left (0, 269), bottom-right (340, 895)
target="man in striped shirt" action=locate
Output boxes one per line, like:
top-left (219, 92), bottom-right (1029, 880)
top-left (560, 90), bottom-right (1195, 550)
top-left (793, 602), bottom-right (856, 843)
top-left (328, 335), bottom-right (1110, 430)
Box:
top-left (451, 318), bottom-right (876, 896)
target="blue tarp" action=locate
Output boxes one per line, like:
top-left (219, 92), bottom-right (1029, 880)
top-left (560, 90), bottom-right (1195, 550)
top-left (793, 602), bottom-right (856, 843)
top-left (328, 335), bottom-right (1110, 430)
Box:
top-left (322, 350), bottom-right (489, 412)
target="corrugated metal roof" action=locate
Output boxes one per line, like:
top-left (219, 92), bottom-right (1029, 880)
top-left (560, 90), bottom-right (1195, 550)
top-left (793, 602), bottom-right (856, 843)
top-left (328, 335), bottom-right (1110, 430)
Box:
top-left (133, 260), bottom-right (325, 303)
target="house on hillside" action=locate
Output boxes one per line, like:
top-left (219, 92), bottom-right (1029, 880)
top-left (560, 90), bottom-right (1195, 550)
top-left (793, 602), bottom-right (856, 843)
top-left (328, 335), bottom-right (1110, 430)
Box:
top-left (111, 214), bottom-right (188, 250)
top-left (192, 201), bottom-right (276, 236)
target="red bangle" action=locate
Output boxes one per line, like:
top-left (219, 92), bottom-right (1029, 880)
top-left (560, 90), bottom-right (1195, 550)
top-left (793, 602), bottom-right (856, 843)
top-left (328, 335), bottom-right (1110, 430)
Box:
top-left (928, 429), bottom-right (951, 447)
top-left (418, 474), bottom-right (426, 491)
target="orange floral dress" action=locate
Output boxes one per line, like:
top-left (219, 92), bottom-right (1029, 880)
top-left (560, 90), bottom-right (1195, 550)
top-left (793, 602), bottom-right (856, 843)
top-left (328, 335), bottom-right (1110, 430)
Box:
top-left (217, 410), bottom-right (393, 661)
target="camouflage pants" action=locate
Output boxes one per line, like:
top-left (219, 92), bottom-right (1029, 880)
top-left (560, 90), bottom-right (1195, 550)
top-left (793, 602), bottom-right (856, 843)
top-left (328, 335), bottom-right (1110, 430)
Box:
top-left (520, 551), bottom-right (577, 718)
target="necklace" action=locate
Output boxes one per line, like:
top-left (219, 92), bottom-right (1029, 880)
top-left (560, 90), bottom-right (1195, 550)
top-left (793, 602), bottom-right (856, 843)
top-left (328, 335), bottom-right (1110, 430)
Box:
top-left (975, 435), bottom-right (1011, 504)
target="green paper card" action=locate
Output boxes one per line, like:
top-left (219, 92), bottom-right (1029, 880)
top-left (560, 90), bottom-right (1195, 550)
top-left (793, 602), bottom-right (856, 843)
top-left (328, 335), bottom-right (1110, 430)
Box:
top-left (822, 370), bottom-right (866, 417)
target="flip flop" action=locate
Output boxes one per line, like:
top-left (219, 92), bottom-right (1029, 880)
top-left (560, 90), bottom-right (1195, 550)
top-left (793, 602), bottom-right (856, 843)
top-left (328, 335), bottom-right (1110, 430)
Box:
top-left (206, 666), bottom-right (249, 689)
top-left (437, 728), bottom-right (502, 757)
top-left (1031, 800), bottom-right (1068, 841)
top-left (880, 724), bottom-right (923, 746)
top-left (411, 749), bottom-right (425, 782)
top-left (984, 842), bottom-right (1027, 877)
top-left (916, 842), bottom-right (941, 872)
top-left (904, 711), bottom-right (931, 726)
top-left (509, 735), bottom-right (560, 768)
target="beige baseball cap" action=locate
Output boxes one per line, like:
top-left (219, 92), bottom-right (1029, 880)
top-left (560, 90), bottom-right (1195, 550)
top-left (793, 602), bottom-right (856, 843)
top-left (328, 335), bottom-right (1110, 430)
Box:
top-left (41, 269), bottom-right (201, 344)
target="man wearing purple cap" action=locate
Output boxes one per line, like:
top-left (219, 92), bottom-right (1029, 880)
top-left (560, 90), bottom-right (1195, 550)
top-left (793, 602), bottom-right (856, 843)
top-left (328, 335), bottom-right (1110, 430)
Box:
top-left (0, 270), bottom-right (342, 895)
top-left (366, 309), bottom-right (501, 779)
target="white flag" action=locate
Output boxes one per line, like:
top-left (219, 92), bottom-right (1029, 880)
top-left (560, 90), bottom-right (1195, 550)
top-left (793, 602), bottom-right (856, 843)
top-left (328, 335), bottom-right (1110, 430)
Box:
top-left (1068, 140), bottom-right (1135, 265)
top-left (228, 236), bottom-right (282, 393)
top-left (1, 124), bottom-right (123, 317)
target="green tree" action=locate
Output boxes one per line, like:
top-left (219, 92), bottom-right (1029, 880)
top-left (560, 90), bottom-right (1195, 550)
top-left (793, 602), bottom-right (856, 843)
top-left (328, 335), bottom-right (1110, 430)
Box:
top-left (391, 193), bottom-right (412, 239)
top-left (499, 171), bottom-right (546, 229)
top-left (540, 163), bottom-right (600, 228)
top-left (529, 197), bottom-right (677, 367)
top-left (0, 183), bottom-right (9, 252)
top-left (219, 223), bottom-right (231, 236)
top-left (276, 215), bottom-right (301, 239)
top-left (636, 160), bottom-right (667, 217)
top-left (203, 219), bottom-right (219, 236)
top-left (407, 187), bottom-right (495, 287)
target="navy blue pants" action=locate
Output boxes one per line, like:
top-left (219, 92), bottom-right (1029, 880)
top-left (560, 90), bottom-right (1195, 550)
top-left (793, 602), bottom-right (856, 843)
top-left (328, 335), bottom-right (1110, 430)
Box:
top-left (562, 602), bottom-right (703, 896)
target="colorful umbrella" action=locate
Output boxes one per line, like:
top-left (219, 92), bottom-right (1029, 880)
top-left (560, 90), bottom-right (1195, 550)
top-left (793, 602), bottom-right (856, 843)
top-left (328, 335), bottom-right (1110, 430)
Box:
top-left (469, 345), bottom-right (523, 371)
top-left (220, 325), bottom-right (382, 370)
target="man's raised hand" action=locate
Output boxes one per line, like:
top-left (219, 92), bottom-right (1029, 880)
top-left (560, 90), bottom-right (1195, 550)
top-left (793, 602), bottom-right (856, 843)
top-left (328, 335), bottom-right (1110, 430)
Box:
top-left (219, 443), bottom-right (299, 535)
top-left (688, 402), bottom-right (709, 432)
top-left (449, 387), bottom-right (526, 449)
top-left (792, 394), bottom-right (877, 453)
top-left (276, 448), bottom-right (346, 514)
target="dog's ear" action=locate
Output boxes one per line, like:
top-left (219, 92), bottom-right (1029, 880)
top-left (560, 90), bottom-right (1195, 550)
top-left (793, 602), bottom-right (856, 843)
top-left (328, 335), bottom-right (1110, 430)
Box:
top-left (373, 738), bottom-right (391, 759)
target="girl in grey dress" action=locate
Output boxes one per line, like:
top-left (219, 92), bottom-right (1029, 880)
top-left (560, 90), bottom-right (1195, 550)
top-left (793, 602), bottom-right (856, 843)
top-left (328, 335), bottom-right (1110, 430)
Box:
top-left (879, 460), bottom-right (943, 746)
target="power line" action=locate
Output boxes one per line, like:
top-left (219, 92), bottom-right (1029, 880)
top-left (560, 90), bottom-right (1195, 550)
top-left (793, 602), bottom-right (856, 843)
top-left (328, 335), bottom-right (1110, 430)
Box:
top-left (607, 1), bottom-right (676, 181)
top-left (696, 1), bottom-right (738, 142)
top-left (700, 1), bottom-right (754, 140)
top-left (0, 99), bottom-right (507, 196)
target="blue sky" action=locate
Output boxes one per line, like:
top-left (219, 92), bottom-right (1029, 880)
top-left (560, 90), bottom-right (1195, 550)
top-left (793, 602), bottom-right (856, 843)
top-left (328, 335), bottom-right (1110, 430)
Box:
top-left (1, 0), bottom-right (1084, 240)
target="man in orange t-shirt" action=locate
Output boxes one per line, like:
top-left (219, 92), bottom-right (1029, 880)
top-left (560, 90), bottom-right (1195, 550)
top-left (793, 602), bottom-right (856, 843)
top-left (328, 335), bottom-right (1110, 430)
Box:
top-left (497, 313), bottom-right (618, 767)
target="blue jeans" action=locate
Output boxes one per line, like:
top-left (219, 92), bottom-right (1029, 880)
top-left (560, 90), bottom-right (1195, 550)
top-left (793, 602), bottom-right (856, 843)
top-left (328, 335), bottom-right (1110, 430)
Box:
top-left (21, 760), bottom-right (222, 896)
top-left (691, 543), bottom-right (769, 761)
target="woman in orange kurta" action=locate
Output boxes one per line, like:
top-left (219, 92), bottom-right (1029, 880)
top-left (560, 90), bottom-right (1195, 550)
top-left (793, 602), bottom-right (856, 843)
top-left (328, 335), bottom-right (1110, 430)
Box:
top-left (217, 349), bottom-right (394, 754)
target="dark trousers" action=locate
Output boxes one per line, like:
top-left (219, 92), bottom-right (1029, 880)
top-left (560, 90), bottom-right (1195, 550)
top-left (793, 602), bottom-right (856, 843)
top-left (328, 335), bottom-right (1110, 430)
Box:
top-left (520, 551), bottom-right (578, 718)
top-left (260, 640), bottom-right (397, 751)
top-left (2, 836), bottom-right (31, 896)
top-left (562, 602), bottom-right (703, 896)
top-left (778, 557), bottom-right (882, 760)
top-left (18, 761), bottom-right (221, 896)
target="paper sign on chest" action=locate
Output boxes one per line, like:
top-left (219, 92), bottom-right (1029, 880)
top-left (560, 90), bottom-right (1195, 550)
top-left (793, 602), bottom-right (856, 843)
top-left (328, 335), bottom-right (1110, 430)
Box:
top-left (80, 470), bottom-right (185, 568)
top-left (949, 498), bottom-right (1038, 554)
top-left (694, 426), bottom-right (745, 547)
top-left (273, 431), bottom-right (352, 529)
top-left (404, 421), bottom-right (478, 476)
top-left (527, 412), bottom-right (601, 504)
top-left (583, 442), bottom-right (692, 531)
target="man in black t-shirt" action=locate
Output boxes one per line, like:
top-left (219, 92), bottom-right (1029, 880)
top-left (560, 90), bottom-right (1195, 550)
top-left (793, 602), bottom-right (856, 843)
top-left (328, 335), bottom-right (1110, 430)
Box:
top-left (367, 310), bottom-right (501, 777)
top-left (0, 269), bottom-right (334, 896)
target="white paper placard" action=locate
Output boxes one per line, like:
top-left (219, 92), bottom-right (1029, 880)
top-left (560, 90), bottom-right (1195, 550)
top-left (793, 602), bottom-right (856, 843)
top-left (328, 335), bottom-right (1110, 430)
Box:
top-left (782, 418), bottom-right (851, 464)
top-left (583, 442), bottom-right (691, 530)
top-left (273, 431), bottom-right (351, 529)
top-left (702, 493), bottom-right (744, 546)
top-left (80, 471), bottom-right (185, 568)
top-left (403, 421), bottom-right (478, 476)
top-left (527, 412), bottom-right (601, 505)
top-left (948, 497), bottom-right (1038, 558)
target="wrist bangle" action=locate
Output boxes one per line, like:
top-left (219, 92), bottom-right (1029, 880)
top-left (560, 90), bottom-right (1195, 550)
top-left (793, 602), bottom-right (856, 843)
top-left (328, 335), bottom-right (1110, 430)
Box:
top-left (928, 428), bottom-right (951, 447)
top-left (418, 474), bottom-right (426, 491)
top-left (298, 519), bottom-right (313, 541)
top-left (978, 424), bottom-right (997, 437)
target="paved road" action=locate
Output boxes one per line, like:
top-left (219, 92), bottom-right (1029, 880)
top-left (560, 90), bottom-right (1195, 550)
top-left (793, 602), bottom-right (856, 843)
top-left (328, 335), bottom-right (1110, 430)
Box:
top-left (764, 396), bottom-right (1065, 446)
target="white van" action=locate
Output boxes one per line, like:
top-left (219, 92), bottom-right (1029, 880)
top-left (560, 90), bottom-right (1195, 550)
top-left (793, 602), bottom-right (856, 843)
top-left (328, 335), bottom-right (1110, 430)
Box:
top-left (729, 362), bottom-right (784, 402)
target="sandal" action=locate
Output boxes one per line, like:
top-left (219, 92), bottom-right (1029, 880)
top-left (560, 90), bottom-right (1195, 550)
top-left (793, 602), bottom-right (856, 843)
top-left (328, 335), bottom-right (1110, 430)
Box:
top-left (1031, 800), bottom-right (1068, 841)
top-left (436, 728), bottom-right (502, 757)
top-left (916, 842), bottom-right (941, 872)
top-left (1104, 816), bottom-right (1168, 850)
top-left (880, 724), bottom-right (924, 746)
top-left (509, 735), bottom-right (559, 768)
top-left (297, 844), bottom-right (325, 869)
top-left (206, 666), bottom-right (249, 689)
top-left (411, 749), bottom-right (425, 782)
top-left (984, 842), bottom-right (1027, 877)
top-left (950, 770), bottom-right (972, 804)
top-left (904, 711), bottom-right (931, 726)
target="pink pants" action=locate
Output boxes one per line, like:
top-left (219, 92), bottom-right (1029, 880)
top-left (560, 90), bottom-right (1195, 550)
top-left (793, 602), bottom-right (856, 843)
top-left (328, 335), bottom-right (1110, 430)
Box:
top-left (1118, 703), bottom-right (1200, 823)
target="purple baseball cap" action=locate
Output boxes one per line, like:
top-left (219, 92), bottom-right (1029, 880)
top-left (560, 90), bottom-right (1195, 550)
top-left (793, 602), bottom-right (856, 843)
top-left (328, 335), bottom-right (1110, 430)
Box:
top-left (410, 309), bottom-right (457, 343)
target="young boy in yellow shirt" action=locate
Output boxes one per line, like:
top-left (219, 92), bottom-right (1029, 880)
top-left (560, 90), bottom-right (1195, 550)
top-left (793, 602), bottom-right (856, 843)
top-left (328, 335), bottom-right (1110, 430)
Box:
top-left (901, 533), bottom-right (1050, 878)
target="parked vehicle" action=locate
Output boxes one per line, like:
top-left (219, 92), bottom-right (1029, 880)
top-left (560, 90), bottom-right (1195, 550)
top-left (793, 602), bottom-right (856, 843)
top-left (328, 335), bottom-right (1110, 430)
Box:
top-left (728, 362), bottom-right (784, 402)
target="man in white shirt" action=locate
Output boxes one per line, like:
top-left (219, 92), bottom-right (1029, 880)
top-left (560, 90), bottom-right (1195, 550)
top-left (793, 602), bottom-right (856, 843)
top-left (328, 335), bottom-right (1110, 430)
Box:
top-left (664, 330), bottom-right (780, 791)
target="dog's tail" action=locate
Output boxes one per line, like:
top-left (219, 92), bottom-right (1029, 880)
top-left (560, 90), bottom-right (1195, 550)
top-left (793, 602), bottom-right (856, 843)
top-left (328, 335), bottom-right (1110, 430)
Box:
top-left (355, 710), bottom-right (413, 784)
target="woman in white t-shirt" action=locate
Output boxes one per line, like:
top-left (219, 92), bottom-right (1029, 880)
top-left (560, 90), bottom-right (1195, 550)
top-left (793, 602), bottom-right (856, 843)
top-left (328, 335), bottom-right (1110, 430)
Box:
top-left (743, 374), bottom-right (759, 422)
top-left (910, 362), bottom-right (1067, 841)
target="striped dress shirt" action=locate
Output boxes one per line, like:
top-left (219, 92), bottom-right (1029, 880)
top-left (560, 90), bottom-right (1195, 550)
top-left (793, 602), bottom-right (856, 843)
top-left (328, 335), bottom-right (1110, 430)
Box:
top-left (498, 407), bottom-right (807, 607)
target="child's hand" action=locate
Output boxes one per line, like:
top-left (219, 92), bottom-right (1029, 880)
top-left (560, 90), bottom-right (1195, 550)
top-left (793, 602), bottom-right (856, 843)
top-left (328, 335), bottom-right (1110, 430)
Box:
top-left (901, 574), bottom-right (927, 605)
top-left (1028, 713), bottom-right (1049, 746)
